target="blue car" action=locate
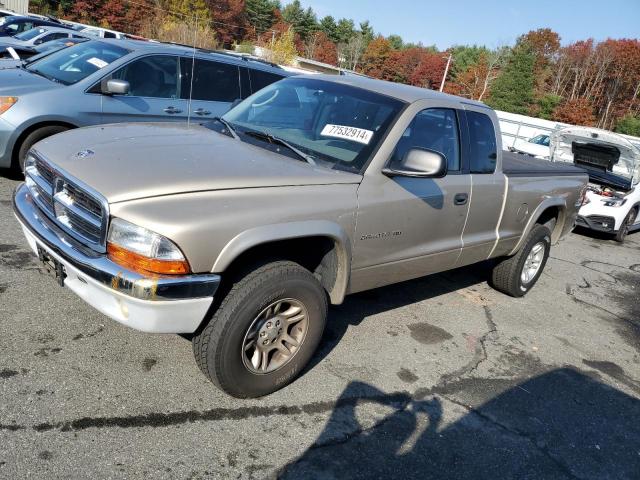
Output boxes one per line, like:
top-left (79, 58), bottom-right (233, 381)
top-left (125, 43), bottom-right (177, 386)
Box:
top-left (0, 39), bottom-right (292, 170)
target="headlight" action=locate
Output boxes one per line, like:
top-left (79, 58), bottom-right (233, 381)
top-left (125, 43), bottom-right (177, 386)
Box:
top-left (0, 97), bottom-right (18, 115)
top-left (601, 198), bottom-right (627, 208)
top-left (107, 218), bottom-right (190, 275)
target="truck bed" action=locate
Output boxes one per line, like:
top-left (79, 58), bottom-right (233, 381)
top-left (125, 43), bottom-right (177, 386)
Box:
top-left (502, 151), bottom-right (585, 177)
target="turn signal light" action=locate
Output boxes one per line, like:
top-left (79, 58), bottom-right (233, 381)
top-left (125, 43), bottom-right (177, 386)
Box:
top-left (0, 97), bottom-right (18, 115)
top-left (107, 242), bottom-right (191, 275)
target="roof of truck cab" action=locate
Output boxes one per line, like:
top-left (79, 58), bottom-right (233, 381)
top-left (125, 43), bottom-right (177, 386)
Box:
top-left (300, 73), bottom-right (490, 107)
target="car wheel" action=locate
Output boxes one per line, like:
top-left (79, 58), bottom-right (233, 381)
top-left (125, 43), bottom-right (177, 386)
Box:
top-left (615, 208), bottom-right (637, 243)
top-left (192, 260), bottom-right (327, 398)
top-left (491, 224), bottom-right (551, 298)
top-left (16, 126), bottom-right (69, 172)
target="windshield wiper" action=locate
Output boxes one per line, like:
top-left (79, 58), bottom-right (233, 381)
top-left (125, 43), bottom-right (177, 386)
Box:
top-left (212, 116), bottom-right (239, 139)
top-left (242, 130), bottom-right (316, 166)
top-left (27, 68), bottom-right (60, 83)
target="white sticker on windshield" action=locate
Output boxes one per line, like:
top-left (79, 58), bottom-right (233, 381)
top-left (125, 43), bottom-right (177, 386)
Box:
top-left (320, 124), bottom-right (374, 145)
top-left (87, 57), bottom-right (108, 69)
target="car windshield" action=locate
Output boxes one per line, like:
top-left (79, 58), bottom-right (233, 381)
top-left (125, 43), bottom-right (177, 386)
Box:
top-left (529, 134), bottom-right (550, 146)
top-left (220, 77), bottom-right (405, 172)
top-left (25, 40), bottom-right (128, 85)
top-left (14, 27), bottom-right (46, 41)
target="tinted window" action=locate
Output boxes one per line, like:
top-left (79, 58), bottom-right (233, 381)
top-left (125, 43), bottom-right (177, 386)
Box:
top-left (181, 58), bottom-right (240, 102)
top-left (14, 27), bottom-right (45, 40)
top-left (249, 69), bottom-right (284, 93)
top-left (467, 111), bottom-right (497, 174)
top-left (390, 108), bottom-right (461, 171)
top-left (104, 31), bottom-right (117, 39)
top-left (36, 32), bottom-right (68, 44)
top-left (113, 55), bottom-right (179, 98)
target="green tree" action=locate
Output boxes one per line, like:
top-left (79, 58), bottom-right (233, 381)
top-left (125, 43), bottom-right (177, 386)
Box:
top-left (486, 44), bottom-right (535, 114)
top-left (319, 15), bottom-right (338, 43)
top-left (282, 0), bottom-right (317, 39)
top-left (387, 34), bottom-right (403, 50)
top-left (359, 20), bottom-right (374, 45)
top-left (245, 0), bottom-right (281, 35)
top-left (536, 94), bottom-right (562, 120)
top-left (335, 18), bottom-right (355, 44)
top-left (615, 114), bottom-right (640, 136)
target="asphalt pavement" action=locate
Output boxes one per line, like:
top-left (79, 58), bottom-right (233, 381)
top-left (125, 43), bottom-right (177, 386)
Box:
top-left (1, 170), bottom-right (639, 479)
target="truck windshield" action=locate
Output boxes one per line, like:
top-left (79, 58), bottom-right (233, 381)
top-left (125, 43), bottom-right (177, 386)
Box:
top-left (219, 77), bottom-right (405, 172)
top-left (26, 40), bottom-right (129, 85)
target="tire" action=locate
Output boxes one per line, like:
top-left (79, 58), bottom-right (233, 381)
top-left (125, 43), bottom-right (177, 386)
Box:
top-left (491, 224), bottom-right (551, 298)
top-left (192, 260), bottom-right (327, 398)
top-left (16, 126), bottom-right (69, 172)
top-left (615, 208), bottom-right (637, 243)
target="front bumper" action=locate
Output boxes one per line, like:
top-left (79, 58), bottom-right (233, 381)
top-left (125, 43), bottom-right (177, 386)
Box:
top-left (13, 183), bottom-right (220, 333)
top-left (575, 214), bottom-right (616, 232)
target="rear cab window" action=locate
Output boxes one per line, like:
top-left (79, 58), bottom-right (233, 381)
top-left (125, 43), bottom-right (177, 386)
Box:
top-left (466, 110), bottom-right (497, 174)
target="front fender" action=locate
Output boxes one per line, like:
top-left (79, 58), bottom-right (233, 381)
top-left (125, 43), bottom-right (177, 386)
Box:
top-left (213, 220), bottom-right (352, 304)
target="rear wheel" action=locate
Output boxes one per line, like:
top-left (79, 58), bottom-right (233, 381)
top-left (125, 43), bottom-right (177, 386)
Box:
top-left (192, 260), bottom-right (327, 398)
top-left (615, 208), bottom-right (637, 243)
top-left (491, 224), bottom-right (551, 297)
top-left (16, 126), bottom-right (69, 172)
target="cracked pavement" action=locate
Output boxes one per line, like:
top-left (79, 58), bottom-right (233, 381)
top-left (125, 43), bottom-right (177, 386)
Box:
top-left (1, 172), bottom-right (639, 479)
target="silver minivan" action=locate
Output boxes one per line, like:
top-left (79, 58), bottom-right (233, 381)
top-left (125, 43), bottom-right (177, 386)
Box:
top-left (0, 39), bottom-right (291, 170)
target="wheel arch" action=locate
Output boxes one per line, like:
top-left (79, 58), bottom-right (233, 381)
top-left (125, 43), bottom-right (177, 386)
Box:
top-left (508, 199), bottom-right (566, 256)
top-left (212, 221), bottom-right (352, 305)
top-left (12, 120), bottom-right (78, 167)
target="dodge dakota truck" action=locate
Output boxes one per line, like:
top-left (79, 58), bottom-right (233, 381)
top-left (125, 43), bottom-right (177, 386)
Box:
top-left (13, 75), bottom-right (588, 397)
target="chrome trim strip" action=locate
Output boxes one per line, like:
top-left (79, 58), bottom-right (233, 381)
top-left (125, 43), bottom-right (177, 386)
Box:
top-left (13, 183), bottom-right (220, 301)
top-left (54, 190), bottom-right (102, 229)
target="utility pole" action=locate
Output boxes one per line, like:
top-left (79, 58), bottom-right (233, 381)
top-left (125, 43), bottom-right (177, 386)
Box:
top-left (440, 54), bottom-right (452, 92)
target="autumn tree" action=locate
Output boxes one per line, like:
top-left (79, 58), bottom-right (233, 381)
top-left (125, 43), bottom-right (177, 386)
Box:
top-left (553, 98), bottom-right (596, 126)
top-left (267, 27), bottom-right (298, 65)
top-left (304, 31), bottom-right (337, 65)
top-left (209, 0), bottom-right (251, 47)
top-left (360, 36), bottom-right (393, 77)
top-left (487, 43), bottom-right (535, 114)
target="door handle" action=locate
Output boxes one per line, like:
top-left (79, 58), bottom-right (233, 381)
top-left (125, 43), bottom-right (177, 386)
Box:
top-left (454, 193), bottom-right (468, 206)
top-left (193, 108), bottom-right (212, 116)
top-left (164, 106), bottom-right (183, 114)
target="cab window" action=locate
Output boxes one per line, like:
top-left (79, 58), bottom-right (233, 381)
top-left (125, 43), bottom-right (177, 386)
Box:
top-left (390, 108), bottom-right (461, 172)
top-left (467, 111), bottom-right (497, 174)
top-left (181, 58), bottom-right (240, 102)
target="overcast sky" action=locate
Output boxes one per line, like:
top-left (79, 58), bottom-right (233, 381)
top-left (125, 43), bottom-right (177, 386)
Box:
top-left (291, 0), bottom-right (640, 49)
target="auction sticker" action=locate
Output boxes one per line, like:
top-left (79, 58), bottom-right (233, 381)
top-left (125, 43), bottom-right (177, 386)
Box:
top-left (87, 57), bottom-right (109, 69)
top-left (320, 124), bottom-right (374, 145)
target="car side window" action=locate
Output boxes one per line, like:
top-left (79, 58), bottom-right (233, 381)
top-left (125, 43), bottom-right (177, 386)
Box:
top-left (104, 31), bottom-right (117, 39)
top-left (249, 69), bottom-right (284, 94)
top-left (467, 111), bottom-right (497, 174)
top-left (36, 32), bottom-right (68, 44)
top-left (389, 108), bottom-right (461, 172)
top-left (112, 55), bottom-right (179, 99)
top-left (181, 58), bottom-right (240, 103)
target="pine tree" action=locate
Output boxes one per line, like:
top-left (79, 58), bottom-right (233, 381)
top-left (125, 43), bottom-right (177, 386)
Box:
top-left (486, 43), bottom-right (535, 114)
top-left (246, 0), bottom-right (280, 35)
top-left (319, 15), bottom-right (338, 43)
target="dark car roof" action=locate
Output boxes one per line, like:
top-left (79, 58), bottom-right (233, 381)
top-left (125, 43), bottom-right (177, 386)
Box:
top-left (1, 15), bottom-right (70, 29)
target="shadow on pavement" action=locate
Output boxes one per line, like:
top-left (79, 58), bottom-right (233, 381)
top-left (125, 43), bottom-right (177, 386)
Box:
top-left (280, 369), bottom-right (640, 479)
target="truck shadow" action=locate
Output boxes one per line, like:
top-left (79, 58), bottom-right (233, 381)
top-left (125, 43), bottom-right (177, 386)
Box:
top-left (307, 261), bottom-right (492, 372)
top-left (280, 369), bottom-right (640, 479)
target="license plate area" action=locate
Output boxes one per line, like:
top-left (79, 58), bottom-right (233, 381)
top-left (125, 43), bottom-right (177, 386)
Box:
top-left (37, 245), bottom-right (66, 287)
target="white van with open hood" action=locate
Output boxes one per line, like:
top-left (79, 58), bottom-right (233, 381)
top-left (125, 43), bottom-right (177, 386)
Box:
top-left (550, 126), bottom-right (640, 242)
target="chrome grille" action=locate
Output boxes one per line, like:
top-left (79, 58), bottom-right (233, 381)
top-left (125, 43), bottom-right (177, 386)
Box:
top-left (24, 152), bottom-right (109, 252)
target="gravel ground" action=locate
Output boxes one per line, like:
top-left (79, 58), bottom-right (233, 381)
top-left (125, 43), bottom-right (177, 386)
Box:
top-left (1, 171), bottom-right (639, 479)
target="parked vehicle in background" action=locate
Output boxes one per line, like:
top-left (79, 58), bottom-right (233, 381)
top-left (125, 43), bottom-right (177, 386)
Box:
top-left (0, 39), bottom-right (291, 170)
top-left (0, 15), bottom-right (71, 37)
top-left (0, 36), bottom-right (87, 65)
top-left (510, 133), bottom-right (551, 159)
top-left (551, 126), bottom-right (640, 242)
top-left (80, 26), bottom-right (127, 40)
top-left (0, 25), bottom-right (86, 50)
top-left (13, 75), bottom-right (588, 398)
top-left (0, 9), bottom-right (16, 18)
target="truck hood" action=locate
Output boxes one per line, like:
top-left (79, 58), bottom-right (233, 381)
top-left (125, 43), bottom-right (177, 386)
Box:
top-left (0, 67), bottom-right (62, 95)
top-left (33, 123), bottom-right (363, 203)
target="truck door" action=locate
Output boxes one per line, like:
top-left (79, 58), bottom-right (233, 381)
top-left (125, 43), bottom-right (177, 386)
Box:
top-left (455, 109), bottom-right (506, 266)
top-left (352, 107), bottom-right (471, 292)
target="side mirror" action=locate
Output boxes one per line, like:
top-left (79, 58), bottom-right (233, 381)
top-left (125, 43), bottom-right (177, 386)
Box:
top-left (102, 79), bottom-right (130, 96)
top-left (382, 148), bottom-right (448, 178)
top-left (226, 98), bottom-right (242, 112)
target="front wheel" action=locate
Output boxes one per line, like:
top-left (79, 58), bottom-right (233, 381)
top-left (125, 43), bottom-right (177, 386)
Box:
top-left (615, 208), bottom-right (637, 243)
top-left (192, 260), bottom-right (327, 398)
top-left (491, 224), bottom-right (551, 297)
top-left (16, 125), bottom-right (69, 172)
